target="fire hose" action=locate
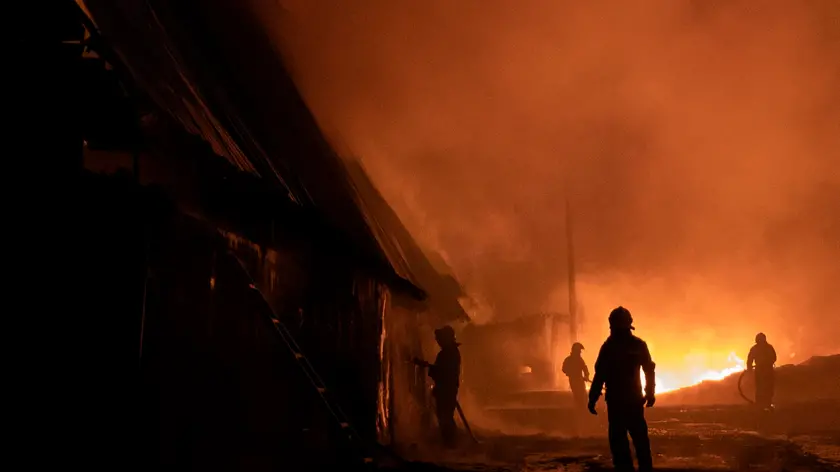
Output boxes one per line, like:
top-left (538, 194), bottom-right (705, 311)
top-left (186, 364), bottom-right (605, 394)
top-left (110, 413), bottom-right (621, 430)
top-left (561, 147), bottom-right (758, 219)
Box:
top-left (411, 357), bottom-right (480, 444)
top-left (737, 369), bottom-right (755, 404)
top-left (738, 368), bottom-right (777, 410)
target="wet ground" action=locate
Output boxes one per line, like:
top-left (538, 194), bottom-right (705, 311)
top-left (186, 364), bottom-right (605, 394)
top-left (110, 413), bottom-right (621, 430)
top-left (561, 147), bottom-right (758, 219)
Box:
top-left (389, 402), bottom-right (840, 471)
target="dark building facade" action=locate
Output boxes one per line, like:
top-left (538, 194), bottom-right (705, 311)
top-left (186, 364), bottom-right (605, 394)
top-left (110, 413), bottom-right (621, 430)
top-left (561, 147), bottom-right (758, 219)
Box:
top-left (14, 1), bottom-right (468, 469)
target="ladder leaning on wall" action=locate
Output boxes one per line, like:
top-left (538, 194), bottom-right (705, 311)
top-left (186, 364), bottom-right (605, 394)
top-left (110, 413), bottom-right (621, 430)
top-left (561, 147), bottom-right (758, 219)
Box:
top-left (226, 250), bottom-right (403, 469)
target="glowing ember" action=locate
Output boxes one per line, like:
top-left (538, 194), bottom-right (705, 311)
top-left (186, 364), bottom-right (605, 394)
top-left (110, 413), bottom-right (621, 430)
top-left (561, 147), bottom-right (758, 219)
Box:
top-left (647, 352), bottom-right (746, 394)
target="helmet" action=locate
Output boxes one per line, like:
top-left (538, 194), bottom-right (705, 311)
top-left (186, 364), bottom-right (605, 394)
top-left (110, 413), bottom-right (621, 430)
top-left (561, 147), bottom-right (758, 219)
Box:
top-left (755, 332), bottom-right (767, 344)
top-left (435, 325), bottom-right (456, 342)
top-left (572, 342), bottom-right (585, 352)
top-left (609, 306), bottom-right (634, 330)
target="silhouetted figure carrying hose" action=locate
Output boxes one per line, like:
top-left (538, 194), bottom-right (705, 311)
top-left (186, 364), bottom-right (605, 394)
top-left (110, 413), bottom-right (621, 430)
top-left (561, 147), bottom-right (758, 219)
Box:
top-left (745, 332), bottom-right (777, 411)
top-left (588, 306), bottom-right (656, 472)
top-left (413, 325), bottom-right (463, 448)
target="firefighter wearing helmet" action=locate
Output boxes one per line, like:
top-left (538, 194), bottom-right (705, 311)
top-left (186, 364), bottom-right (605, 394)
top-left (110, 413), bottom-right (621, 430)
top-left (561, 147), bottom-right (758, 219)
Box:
top-left (747, 332), bottom-right (777, 410)
top-left (562, 342), bottom-right (590, 409)
top-left (413, 325), bottom-right (462, 448)
top-left (588, 306), bottom-right (656, 472)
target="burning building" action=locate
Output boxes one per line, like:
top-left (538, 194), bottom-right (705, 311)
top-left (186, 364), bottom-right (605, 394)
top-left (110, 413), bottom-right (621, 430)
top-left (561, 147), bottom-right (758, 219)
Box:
top-left (22, 1), bottom-right (469, 469)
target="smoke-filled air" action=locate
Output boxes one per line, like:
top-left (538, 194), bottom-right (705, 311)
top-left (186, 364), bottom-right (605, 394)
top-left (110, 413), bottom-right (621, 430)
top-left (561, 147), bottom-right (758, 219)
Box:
top-left (267, 0), bottom-right (840, 393)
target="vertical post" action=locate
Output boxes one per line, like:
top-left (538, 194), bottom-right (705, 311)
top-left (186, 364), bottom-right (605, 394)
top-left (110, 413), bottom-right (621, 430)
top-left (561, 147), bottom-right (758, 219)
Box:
top-left (138, 241), bottom-right (150, 367)
top-left (132, 147), bottom-right (141, 181)
top-left (566, 197), bottom-right (578, 342)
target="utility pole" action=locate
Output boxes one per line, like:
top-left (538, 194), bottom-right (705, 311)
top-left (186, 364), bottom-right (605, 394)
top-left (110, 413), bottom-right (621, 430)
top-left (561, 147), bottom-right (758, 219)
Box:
top-left (566, 196), bottom-right (578, 342)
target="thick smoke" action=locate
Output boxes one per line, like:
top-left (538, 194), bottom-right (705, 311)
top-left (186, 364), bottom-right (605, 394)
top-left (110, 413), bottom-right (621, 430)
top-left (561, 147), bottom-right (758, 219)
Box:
top-left (266, 0), bottom-right (840, 367)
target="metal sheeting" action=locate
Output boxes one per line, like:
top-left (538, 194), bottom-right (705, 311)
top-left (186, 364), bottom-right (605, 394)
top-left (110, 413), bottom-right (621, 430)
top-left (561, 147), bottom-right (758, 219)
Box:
top-left (81, 0), bottom-right (467, 320)
top-left (346, 161), bottom-right (470, 323)
top-left (82, 0), bottom-right (390, 275)
top-left (81, 0), bottom-right (294, 190)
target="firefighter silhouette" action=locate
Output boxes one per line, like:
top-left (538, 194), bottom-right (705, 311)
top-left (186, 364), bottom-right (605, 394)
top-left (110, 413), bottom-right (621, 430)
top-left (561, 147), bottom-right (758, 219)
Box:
top-left (747, 332), bottom-right (777, 410)
top-left (562, 342), bottom-right (590, 409)
top-left (415, 325), bottom-right (462, 448)
top-left (588, 306), bottom-right (655, 472)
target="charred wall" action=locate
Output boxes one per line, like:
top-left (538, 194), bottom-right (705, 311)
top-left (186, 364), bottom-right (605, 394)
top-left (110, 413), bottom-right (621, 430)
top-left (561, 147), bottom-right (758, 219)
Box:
top-left (225, 230), bottom-right (442, 453)
top-left (378, 293), bottom-right (435, 448)
top-left (142, 119), bottom-right (440, 452)
top-left (223, 231), bottom-right (387, 443)
top-left (60, 172), bottom-right (423, 470)
top-left (17, 2), bottom-right (436, 467)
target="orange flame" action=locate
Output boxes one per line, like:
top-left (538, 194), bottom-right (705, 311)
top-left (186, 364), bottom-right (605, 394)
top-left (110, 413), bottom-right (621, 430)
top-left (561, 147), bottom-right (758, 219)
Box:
top-left (648, 352), bottom-right (746, 394)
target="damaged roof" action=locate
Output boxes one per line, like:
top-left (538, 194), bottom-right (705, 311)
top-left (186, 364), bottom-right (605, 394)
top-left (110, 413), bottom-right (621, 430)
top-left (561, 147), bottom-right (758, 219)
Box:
top-left (81, 0), bottom-right (469, 322)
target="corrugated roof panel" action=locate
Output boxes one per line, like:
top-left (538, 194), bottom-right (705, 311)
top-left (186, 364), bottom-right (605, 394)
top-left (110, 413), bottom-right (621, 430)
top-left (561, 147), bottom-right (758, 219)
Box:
top-left (82, 0), bottom-right (468, 320)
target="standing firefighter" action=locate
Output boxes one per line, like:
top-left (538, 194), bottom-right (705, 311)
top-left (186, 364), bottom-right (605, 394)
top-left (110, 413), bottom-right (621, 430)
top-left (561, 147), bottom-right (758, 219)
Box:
top-left (562, 342), bottom-right (590, 409)
top-left (588, 306), bottom-right (656, 472)
top-left (747, 332), bottom-right (777, 410)
top-left (414, 325), bottom-right (462, 448)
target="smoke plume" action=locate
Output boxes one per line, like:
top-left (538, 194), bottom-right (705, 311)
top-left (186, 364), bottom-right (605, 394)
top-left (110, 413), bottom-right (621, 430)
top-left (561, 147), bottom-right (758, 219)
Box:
top-left (264, 0), bottom-right (840, 368)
